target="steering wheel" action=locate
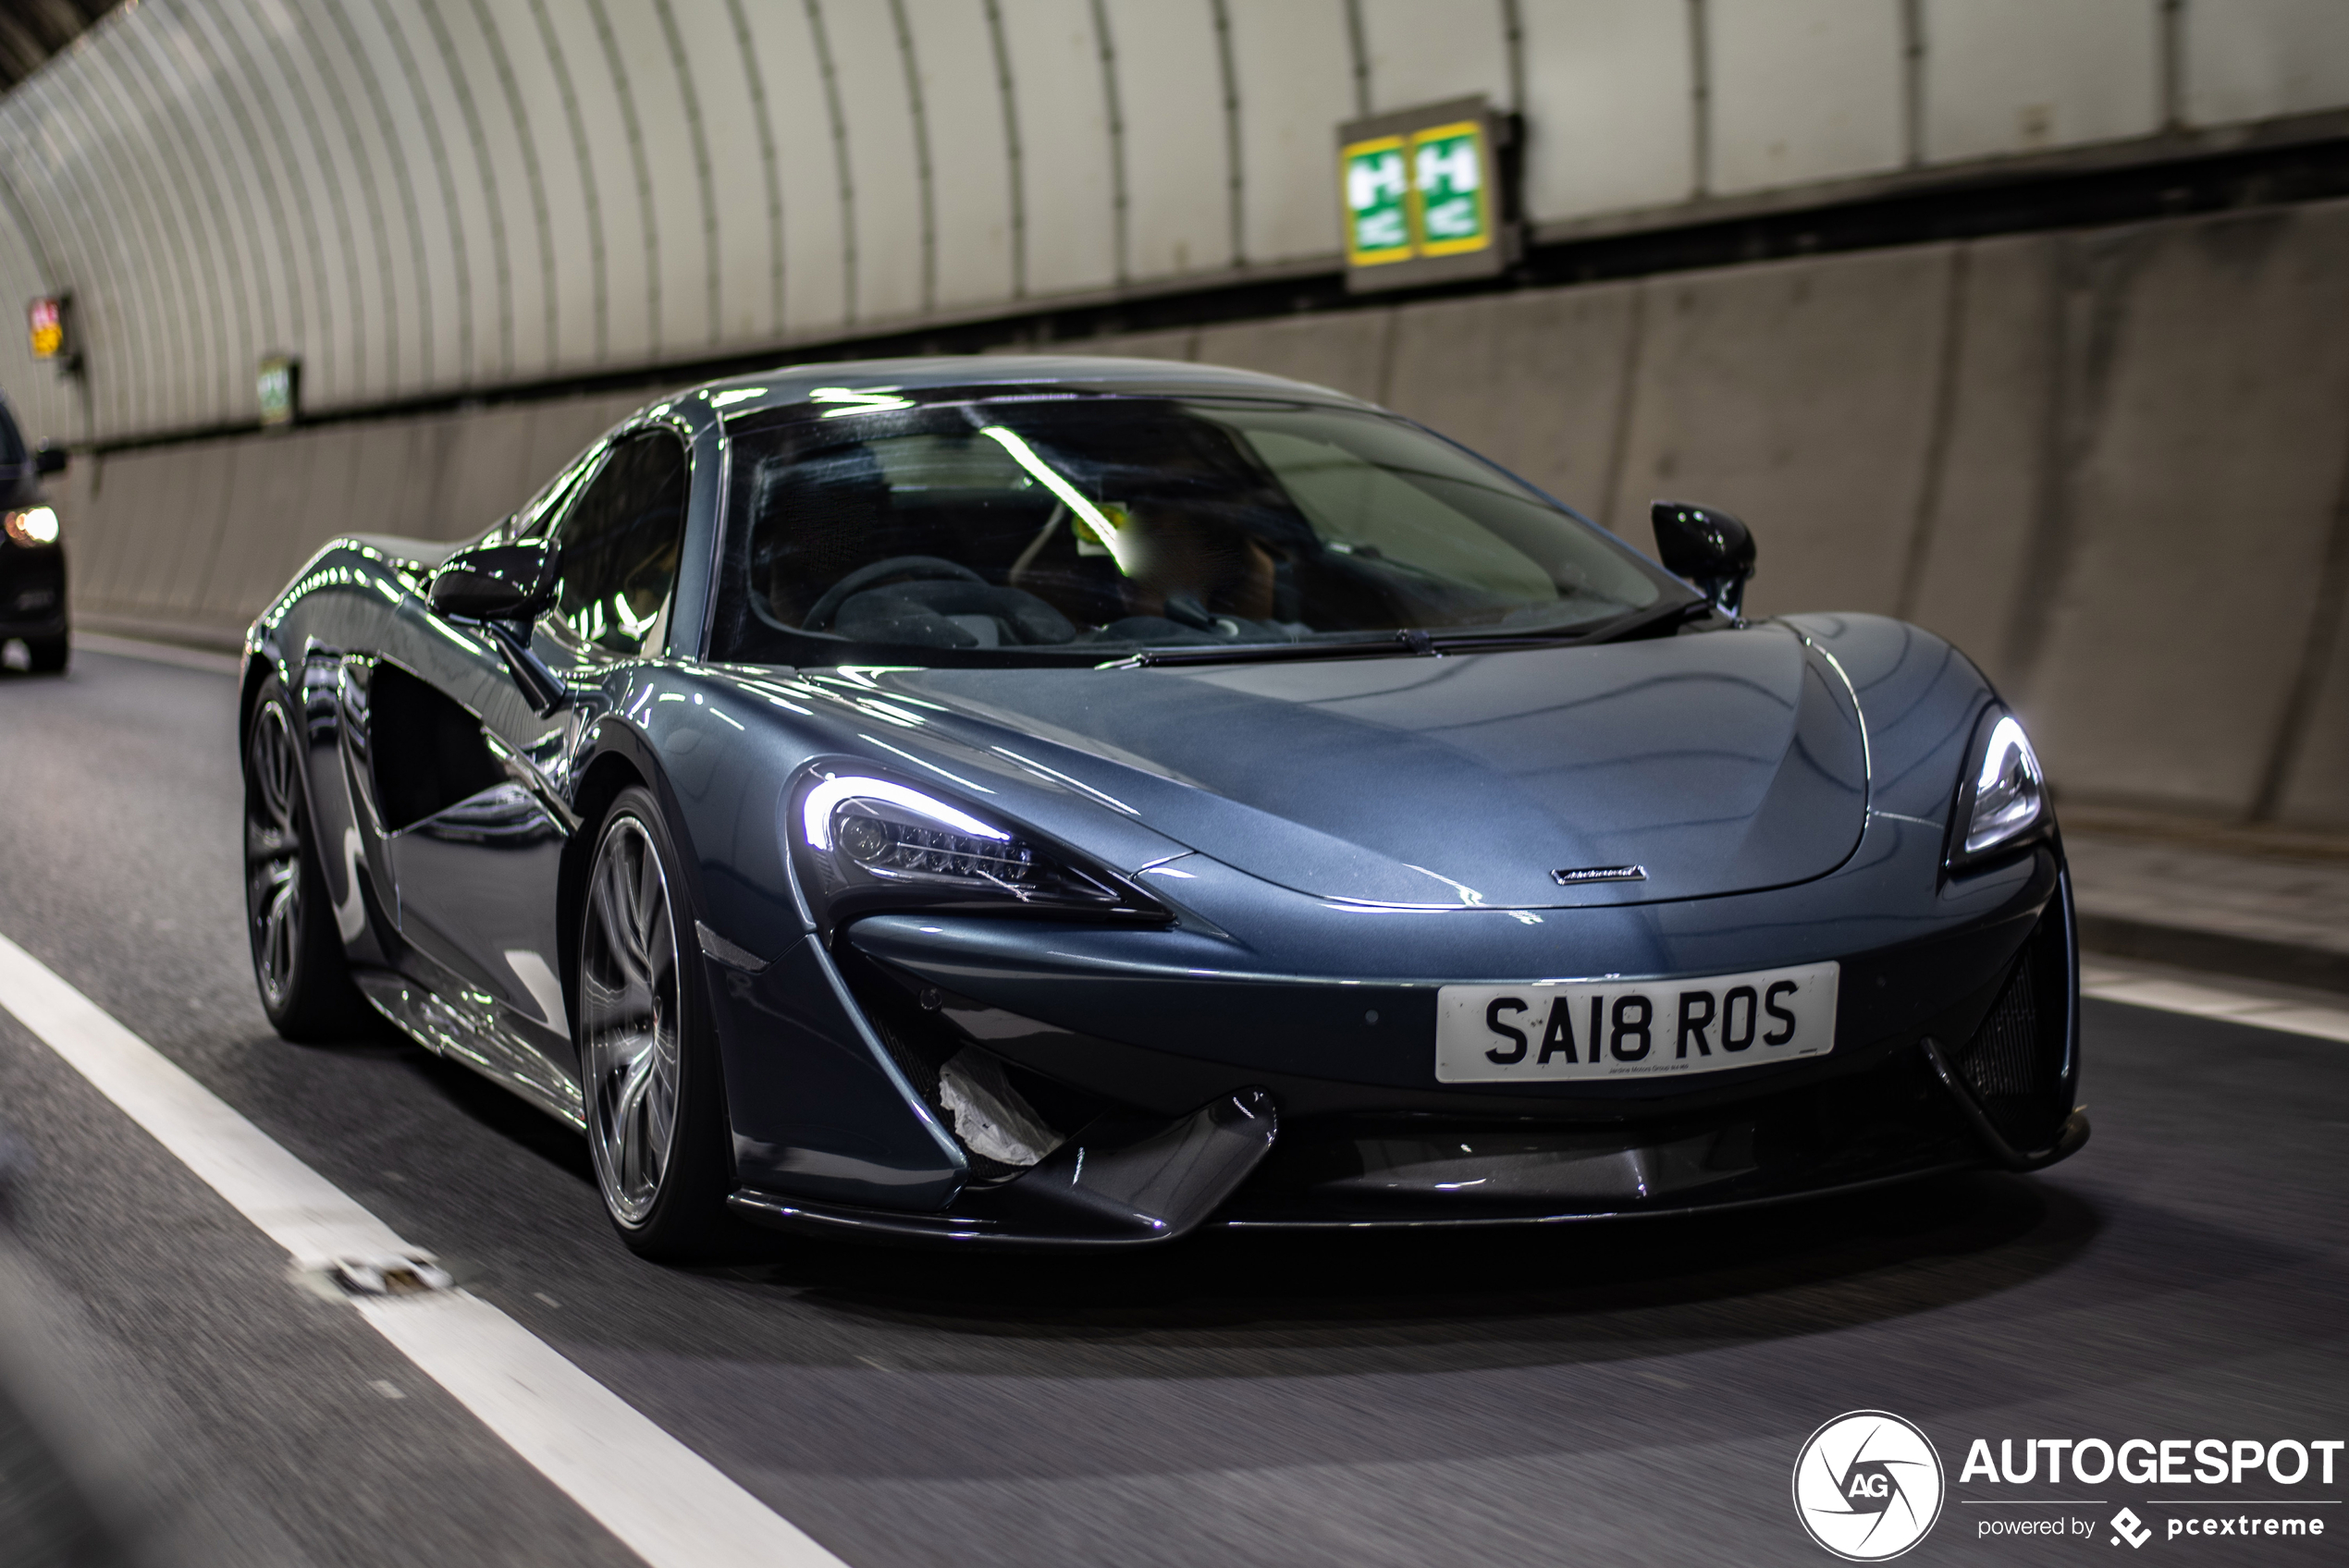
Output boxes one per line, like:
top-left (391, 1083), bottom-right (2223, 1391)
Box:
top-left (799, 556), bottom-right (989, 631)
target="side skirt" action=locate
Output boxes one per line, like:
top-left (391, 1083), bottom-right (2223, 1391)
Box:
top-left (352, 968), bottom-right (586, 1132)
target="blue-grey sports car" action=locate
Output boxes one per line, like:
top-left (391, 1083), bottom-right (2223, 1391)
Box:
top-left (240, 356), bottom-right (2085, 1256)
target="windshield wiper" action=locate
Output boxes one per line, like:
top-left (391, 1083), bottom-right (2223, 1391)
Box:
top-left (1423, 596), bottom-right (1714, 653)
top-left (1104, 598), bottom-right (1715, 668)
top-left (1103, 631), bottom-right (1434, 668)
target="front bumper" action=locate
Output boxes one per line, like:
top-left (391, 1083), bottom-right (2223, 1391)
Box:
top-left (0, 543), bottom-right (67, 638)
top-left (718, 827), bottom-right (2084, 1248)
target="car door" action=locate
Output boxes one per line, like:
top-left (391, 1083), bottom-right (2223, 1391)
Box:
top-left (384, 428), bottom-right (692, 1109)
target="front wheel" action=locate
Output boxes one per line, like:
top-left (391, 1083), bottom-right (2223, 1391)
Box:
top-left (243, 679), bottom-right (368, 1039)
top-left (577, 786), bottom-right (731, 1257)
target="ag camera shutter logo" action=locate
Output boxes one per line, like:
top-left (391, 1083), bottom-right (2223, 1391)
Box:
top-left (1793, 1411), bottom-right (1946, 1560)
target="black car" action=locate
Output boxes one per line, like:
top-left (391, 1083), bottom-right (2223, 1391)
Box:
top-left (0, 392), bottom-right (68, 673)
top-left (240, 356), bottom-right (2085, 1257)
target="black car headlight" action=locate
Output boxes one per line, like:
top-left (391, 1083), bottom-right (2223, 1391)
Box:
top-left (1947, 706), bottom-right (2048, 870)
top-left (789, 767), bottom-right (1169, 931)
top-left (3, 506), bottom-right (59, 546)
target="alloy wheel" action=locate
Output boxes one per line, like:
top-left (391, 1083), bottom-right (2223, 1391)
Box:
top-left (244, 703), bottom-right (305, 1010)
top-left (580, 813), bottom-right (683, 1228)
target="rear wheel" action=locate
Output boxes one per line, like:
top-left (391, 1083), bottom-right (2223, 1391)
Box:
top-left (243, 680), bottom-right (368, 1039)
top-left (578, 786), bottom-right (731, 1257)
top-left (25, 634), bottom-right (66, 673)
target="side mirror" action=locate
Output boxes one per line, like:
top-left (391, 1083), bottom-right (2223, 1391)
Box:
top-left (1651, 500), bottom-right (1755, 619)
top-left (429, 539), bottom-right (558, 623)
top-left (32, 441), bottom-right (67, 477)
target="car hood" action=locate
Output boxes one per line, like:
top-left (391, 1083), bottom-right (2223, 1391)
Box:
top-left (867, 624), bottom-right (1869, 909)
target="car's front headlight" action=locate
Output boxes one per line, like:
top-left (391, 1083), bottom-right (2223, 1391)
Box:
top-left (3, 506), bottom-right (59, 545)
top-left (1948, 707), bottom-right (2048, 870)
top-left (789, 766), bottom-right (1169, 932)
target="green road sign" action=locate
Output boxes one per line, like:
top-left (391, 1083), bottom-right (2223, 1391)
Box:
top-left (1411, 122), bottom-right (1489, 255)
top-left (1337, 96), bottom-right (1515, 291)
top-left (1343, 136), bottom-right (1413, 266)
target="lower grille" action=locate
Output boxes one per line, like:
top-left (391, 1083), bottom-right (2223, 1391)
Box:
top-left (1952, 921), bottom-right (2070, 1150)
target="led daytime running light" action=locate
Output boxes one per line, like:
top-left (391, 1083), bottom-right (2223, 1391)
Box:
top-left (1960, 713), bottom-right (2046, 859)
top-left (800, 775), bottom-right (1007, 852)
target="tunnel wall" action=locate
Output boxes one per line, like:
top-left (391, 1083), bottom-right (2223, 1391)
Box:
top-left (51, 195), bottom-right (2349, 832)
top-left (6, 0), bottom-right (2349, 449)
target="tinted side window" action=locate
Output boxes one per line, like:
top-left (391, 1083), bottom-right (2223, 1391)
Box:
top-left (0, 401), bottom-right (24, 465)
top-left (551, 431), bottom-right (687, 654)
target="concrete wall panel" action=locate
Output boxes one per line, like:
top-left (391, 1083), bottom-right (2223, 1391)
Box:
top-left (519, 395), bottom-right (623, 496)
top-left (1356, 0), bottom-right (1510, 115)
top-left (1107, 0), bottom-right (1233, 283)
top-left (2274, 607), bottom-right (2349, 829)
top-left (338, 418), bottom-right (430, 540)
top-left (329, 0), bottom-right (467, 395)
top-left (1903, 234), bottom-right (2060, 693)
top-left (2018, 204), bottom-right (2349, 816)
top-left (1064, 330), bottom-right (1201, 362)
top-left (740, 0), bottom-right (846, 334)
top-left (1381, 284), bottom-right (1641, 517)
top-left (602, 0), bottom-right (712, 356)
top-left (141, 440), bottom-right (238, 616)
top-left (203, 431), bottom-right (319, 623)
top-left (432, 403), bottom-right (542, 538)
top-left (1923, 0), bottom-right (2159, 164)
top-left (2185, 0), bottom-right (2349, 127)
top-left (544, 0), bottom-right (649, 361)
top-left (63, 449), bottom-right (142, 608)
top-left (1224, 1), bottom-right (1353, 266)
top-left (492, 0), bottom-right (602, 372)
top-left (826, 0), bottom-right (929, 324)
top-left (1605, 246), bottom-right (1956, 618)
top-left (907, 0), bottom-right (1016, 312)
top-left (12, 1), bottom-right (2349, 447)
top-left (1193, 312), bottom-right (1394, 403)
top-left (996, 0), bottom-right (1117, 297)
top-left (93, 448), bottom-right (169, 611)
top-left (386, 5), bottom-right (510, 385)
top-left (1518, 0), bottom-right (1695, 224)
top-left (670, 0), bottom-right (769, 347)
top-left (284, 423), bottom-right (363, 572)
top-left (1708, 0), bottom-right (1904, 196)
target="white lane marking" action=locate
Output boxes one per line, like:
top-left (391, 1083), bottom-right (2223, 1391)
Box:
top-left (0, 931), bottom-right (848, 1568)
top-left (2081, 962), bottom-right (2349, 1044)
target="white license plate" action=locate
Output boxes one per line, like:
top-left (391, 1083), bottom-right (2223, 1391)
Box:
top-left (1435, 962), bottom-right (1839, 1083)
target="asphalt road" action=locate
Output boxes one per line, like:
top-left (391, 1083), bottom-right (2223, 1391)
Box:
top-left (0, 646), bottom-right (2340, 1568)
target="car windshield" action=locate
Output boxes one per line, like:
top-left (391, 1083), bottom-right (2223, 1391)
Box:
top-left (708, 392), bottom-right (1679, 666)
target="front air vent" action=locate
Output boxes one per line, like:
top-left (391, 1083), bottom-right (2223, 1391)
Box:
top-left (368, 662), bottom-right (506, 831)
top-left (835, 949), bottom-right (1103, 1184)
top-left (1952, 909), bottom-right (2072, 1151)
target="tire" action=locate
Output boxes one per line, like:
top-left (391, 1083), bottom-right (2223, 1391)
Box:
top-left (25, 634), bottom-right (67, 674)
top-left (242, 678), bottom-right (369, 1040)
top-left (576, 785), bottom-right (732, 1258)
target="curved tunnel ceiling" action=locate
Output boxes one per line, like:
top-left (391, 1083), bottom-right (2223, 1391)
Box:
top-left (2, 0), bottom-right (2346, 446)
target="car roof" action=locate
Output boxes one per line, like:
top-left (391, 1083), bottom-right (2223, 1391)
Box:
top-left (684, 354), bottom-right (1380, 424)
